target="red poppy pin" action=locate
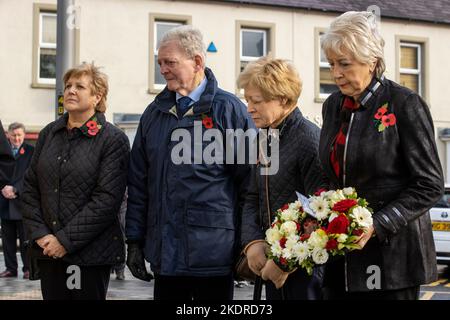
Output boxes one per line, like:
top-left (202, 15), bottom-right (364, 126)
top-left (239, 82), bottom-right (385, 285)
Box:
top-left (86, 119), bottom-right (102, 136)
top-left (19, 147), bottom-right (25, 155)
top-left (201, 114), bottom-right (214, 129)
top-left (374, 103), bottom-right (396, 132)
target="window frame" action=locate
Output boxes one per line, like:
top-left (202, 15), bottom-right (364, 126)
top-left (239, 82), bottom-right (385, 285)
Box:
top-left (235, 21), bottom-right (275, 95)
top-left (32, 3), bottom-right (80, 89)
top-left (315, 27), bottom-right (339, 102)
top-left (395, 35), bottom-right (429, 101)
top-left (148, 13), bottom-right (191, 94)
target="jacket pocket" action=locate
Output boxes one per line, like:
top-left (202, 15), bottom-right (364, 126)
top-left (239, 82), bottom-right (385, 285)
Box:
top-left (186, 208), bottom-right (235, 268)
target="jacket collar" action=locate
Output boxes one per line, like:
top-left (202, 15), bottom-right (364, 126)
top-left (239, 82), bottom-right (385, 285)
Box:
top-left (52, 112), bottom-right (106, 138)
top-left (274, 107), bottom-right (303, 137)
top-left (153, 67), bottom-right (218, 116)
top-left (356, 74), bottom-right (386, 110)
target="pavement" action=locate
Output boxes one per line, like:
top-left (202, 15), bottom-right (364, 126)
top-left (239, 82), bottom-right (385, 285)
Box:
top-left (0, 252), bottom-right (448, 300)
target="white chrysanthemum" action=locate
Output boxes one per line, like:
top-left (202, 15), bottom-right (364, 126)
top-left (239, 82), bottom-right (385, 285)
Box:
top-left (288, 201), bottom-right (302, 211)
top-left (311, 248), bottom-right (329, 265)
top-left (309, 197), bottom-right (330, 220)
top-left (337, 233), bottom-right (348, 243)
top-left (271, 242), bottom-right (283, 257)
top-left (328, 212), bottom-right (339, 222)
top-left (285, 234), bottom-right (300, 250)
top-left (266, 227), bottom-right (282, 244)
top-left (343, 187), bottom-right (355, 196)
top-left (282, 247), bottom-right (294, 259)
top-left (280, 221), bottom-right (298, 236)
top-left (281, 208), bottom-right (298, 222)
top-left (351, 206), bottom-right (373, 228)
top-left (307, 230), bottom-right (328, 249)
top-left (329, 190), bottom-right (346, 206)
top-left (293, 242), bottom-right (310, 262)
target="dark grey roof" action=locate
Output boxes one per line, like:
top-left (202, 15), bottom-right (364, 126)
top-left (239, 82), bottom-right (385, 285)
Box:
top-left (213, 0), bottom-right (450, 25)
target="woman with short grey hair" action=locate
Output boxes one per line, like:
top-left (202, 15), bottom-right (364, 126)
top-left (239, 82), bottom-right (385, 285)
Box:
top-left (319, 11), bottom-right (443, 300)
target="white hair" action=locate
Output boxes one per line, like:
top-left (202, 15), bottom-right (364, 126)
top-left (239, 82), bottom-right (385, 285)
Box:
top-left (321, 11), bottom-right (386, 77)
top-left (160, 25), bottom-right (206, 67)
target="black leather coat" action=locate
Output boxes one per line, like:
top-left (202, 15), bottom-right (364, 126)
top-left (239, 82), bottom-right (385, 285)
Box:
top-left (21, 113), bottom-right (129, 266)
top-left (319, 76), bottom-right (444, 291)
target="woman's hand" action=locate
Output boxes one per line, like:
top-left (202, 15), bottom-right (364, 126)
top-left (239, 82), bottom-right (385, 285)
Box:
top-left (245, 240), bottom-right (268, 276)
top-left (355, 225), bottom-right (375, 249)
top-left (38, 234), bottom-right (67, 258)
top-left (260, 259), bottom-right (295, 289)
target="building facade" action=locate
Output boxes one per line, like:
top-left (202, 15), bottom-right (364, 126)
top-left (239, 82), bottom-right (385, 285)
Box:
top-left (1, 0), bottom-right (450, 180)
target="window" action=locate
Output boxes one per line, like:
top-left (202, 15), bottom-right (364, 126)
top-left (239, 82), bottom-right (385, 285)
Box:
top-left (235, 21), bottom-right (275, 94)
top-left (399, 42), bottom-right (422, 95)
top-left (38, 12), bottom-right (57, 84)
top-left (240, 28), bottom-right (267, 72)
top-left (148, 14), bottom-right (191, 93)
top-left (316, 30), bottom-right (338, 100)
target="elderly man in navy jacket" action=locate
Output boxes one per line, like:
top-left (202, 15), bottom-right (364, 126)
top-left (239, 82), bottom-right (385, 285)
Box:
top-left (126, 25), bottom-right (256, 300)
top-left (0, 122), bottom-right (34, 278)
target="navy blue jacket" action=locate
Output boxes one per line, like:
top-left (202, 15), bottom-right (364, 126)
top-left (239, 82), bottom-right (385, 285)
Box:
top-left (126, 68), bottom-right (256, 276)
top-left (0, 143), bottom-right (34, 220)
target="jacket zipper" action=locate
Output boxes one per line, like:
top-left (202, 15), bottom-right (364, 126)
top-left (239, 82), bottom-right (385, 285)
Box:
top-left (343, 112), bottom-right (354, 292)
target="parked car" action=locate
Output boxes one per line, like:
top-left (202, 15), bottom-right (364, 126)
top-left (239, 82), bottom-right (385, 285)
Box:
top-left (430, 184), bottom-right (450, 265)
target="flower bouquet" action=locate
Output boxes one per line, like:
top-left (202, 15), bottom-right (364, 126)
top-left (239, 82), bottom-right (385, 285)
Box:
top-left (298, 187), bottom-right (374, 274)
top-left (265, 200), bottom-right (319, 273)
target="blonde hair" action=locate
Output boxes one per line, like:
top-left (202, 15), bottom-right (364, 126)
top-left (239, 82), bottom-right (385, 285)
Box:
top-left (237, 56), bottom-right (302, 110)
top-left (321, 11), bottom-right (386, 77)
top-left (63, 62), bottom-right (109, 113)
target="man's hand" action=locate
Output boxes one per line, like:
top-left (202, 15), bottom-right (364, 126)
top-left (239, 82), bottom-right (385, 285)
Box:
top-left (260, 259), bottom-right (295, 289)
top-left (126, 243), bottom-right (153, 282)
top-left (244, 240), bottom-right (268, 276)
top-left (39, 234), bottom-right (67, 258)
top-left (1, 185), bottom-right (16, 199)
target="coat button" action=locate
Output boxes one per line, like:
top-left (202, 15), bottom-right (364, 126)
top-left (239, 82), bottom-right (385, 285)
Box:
top-left (52, 221), bottom-right (57, 225)
top-left (57, 156), bottom-right (61, 160)
top-left (113, 236), bottom-right (118, 240)
top-left (54, 188), bottom-right (58, 193)
top-left (116, 256), bottom-right (121, 260)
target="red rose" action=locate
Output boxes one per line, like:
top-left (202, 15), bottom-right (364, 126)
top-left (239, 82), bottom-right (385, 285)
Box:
top-left (296, 222), bottom-right (301, 232)
top-left (281, 204), bottom-right (289, 211)
top-left (352, 229), bottom-right (364, 236)
top-left (374, 107), bottom-right (387, 120)
top-left (325, 239), bottom-right (338, 250)
top-left (300, 234), bottom-right (310, 242)
top-left (280, 257), bottom-right (287, 265)
top-left (381, 113), bottom-right (396, 127)
top-left (314, 188), bottom-right (328, 196)
top-left (326, 214), bottom-right (350, 234)
top-left (279, 237), bottom-right (287, 248)
top-left (332, 199), bottom-right (358, 213)
top-left (202, 116), bottom-right (213, 129)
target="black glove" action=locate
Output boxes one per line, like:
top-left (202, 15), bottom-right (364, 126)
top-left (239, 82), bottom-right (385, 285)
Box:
top-left (126, 242), bottom-right (153, 282)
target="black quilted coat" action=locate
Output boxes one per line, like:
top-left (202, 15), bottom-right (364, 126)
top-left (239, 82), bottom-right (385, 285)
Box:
top-left (241, 108), bottom-right (328, 246)
top-left (21, 113), bottom-right (129, 266)
top-left (319, 76), bottom-right (444, 291)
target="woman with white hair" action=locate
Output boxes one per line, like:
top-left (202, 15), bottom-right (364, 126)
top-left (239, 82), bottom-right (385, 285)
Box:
top-left (319, 11), bottom-right (443, 300)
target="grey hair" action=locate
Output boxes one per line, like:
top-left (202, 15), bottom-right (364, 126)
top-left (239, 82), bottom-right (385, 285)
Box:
top-left (160, 25), bottom-right (206, 67)
top-left (321, 11), bottom-right (386, 78)
top-left (8, 122), bottom-right (25, 132)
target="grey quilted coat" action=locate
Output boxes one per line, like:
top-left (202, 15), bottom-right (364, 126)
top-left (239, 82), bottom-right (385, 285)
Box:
top-left (21, 112), bottom-right (129, 266)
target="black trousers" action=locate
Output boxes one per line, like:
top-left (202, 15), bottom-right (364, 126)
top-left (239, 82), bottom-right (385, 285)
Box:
top-left (1, 219), bottom-right (28, 273)
top-left (38, 259), bottom-right (111, 300)
top-left (322, 286), bottom-right (420, 300)
top-left (265, 266), bottom-right (324, 300)
top-left (154, 274), bottom-right (234, 300)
